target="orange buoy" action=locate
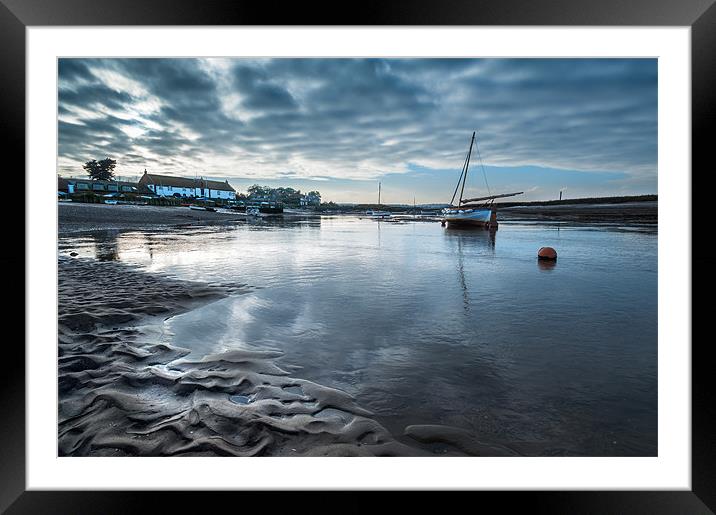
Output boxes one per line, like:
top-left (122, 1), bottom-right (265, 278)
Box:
top-left (537, 247), bottom-right (557, 260)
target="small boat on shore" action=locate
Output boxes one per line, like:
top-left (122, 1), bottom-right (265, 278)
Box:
top-left (442, 131), bottom-right (522, 229)
top-left (366, 210), bottom-right (392, 219)
top-left (245, 200), bottom-right (284, 216)
top-left (190, 205), bottom-right (216, 212)
top-left (246, 205), bottom-right (284, 218)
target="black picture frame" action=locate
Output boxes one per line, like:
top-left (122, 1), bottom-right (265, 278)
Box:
top-left (3, 0), bottom-right (712, 512)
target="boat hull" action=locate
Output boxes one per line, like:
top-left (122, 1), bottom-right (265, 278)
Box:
top-left (442, 208), bottom-right (493, 227)
top-left (259, 206), bottom-right (284, 214)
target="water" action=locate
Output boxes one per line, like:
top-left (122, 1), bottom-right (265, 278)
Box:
top-left (59, 216), bottom-right (657, 456)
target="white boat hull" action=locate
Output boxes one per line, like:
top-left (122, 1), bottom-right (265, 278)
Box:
top-left (442, 208), bottom-right (492, 227)
top-left (366, 210), bottom-right (392, 219)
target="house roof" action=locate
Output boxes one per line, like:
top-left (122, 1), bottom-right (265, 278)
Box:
top-left (139, 172), bottom-right (236, 192)
top-left (64, 178), bottom-right (142, 187)
top-left (58, 177), bottom-right (153, 194)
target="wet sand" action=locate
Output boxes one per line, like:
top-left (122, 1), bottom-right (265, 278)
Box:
top-left (58, 202), bottom-right (246, 234)
top-left (59, 254), bottom-right (497, 456)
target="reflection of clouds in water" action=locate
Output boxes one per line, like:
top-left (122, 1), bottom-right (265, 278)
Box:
top-left (119, 220), bottom-right (326, 285)
top-left (369, 344), bottom-right (417, 366)
top-left (287, 299), bottom-right (328, 339)
top-left (60, 217), bottom-right (658, 456)
top-left (165, 294), bottom-right (269, 357)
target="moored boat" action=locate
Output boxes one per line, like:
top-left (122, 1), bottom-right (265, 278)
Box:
top-left (246, 203), bottom-right (283, 217)
top-left (441, 131), bottom-right (522, 229)
top-left (366, 182), bottom-right (392, 219)
top-left (365, 209), bottom-right (392, 219)
top-left (246, 200), bottom-right (284, 215)
top-left (190, 205), bottom-right (216, 212)
top-left (442, 207), bottom-right (492, 226)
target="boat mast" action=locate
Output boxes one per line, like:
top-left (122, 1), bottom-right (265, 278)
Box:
top-left (450, 131), bottom-right (476, 206)
top-left (378, 181), bottom-right (381, 207)
top-left (459, 132), bottom-right (476, 205)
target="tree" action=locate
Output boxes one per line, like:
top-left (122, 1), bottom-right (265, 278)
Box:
top-left (83, 157), bottom-right (117, 181)
top-left (247, 184), bottom-right (273, 197)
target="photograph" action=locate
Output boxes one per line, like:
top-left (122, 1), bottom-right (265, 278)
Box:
top-left (56, 57), bottom-right (659, 458)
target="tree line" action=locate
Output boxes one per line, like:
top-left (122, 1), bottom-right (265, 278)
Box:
top-left (243, 184), bottom-right (321, 207)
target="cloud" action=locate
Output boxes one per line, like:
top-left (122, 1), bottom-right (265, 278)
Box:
top-left (232, 64), bottom-right (298, 112)
top-left (57, 57), bottom-right (657, 198)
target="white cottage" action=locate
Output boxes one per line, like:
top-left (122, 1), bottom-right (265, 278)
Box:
top-left (138, 170), bottom-right (236, 200)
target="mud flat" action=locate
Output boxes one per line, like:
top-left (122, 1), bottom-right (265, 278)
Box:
top-left (58, 255), bottom-right (474, 456)
top-left (497, 201), bottom-right (657, 225)
top-left (58, 202), bottom-right (246, 234)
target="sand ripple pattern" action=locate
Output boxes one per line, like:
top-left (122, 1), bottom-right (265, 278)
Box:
top-left (58, 256), bottom-right (427, 456)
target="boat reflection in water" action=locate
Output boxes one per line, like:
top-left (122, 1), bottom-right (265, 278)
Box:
top-left (444, 227), bottom-right (496, 313)
top-left (444, 225), bottom-right (496, 249)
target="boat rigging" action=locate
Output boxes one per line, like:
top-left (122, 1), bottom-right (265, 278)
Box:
top-left (442, 131), bottom-right (523, 228)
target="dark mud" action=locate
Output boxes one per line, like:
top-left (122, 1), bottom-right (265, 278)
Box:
top-left (498, 201), bottom-right (657, 225)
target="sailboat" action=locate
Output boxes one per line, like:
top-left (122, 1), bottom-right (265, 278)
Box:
top-left (441, 131), bottom-right (523, 228)
top-left (365, 181), bottom-right (392, 219)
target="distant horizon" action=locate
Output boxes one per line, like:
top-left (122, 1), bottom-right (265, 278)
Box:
top-left (59, 170), bottom-right (657, 205)
top-left (58, 58), bottom-right (657, 203)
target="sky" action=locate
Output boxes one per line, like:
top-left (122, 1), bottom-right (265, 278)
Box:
top-left (58, 58), bottom-right (657, 204)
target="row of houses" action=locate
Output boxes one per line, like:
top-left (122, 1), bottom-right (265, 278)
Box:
top-left (58, 171), bottom-right (237, 201)
top-left (58, 171), bottom-right (322, 206)
top-left (300, 192), bottom-right (321, 207)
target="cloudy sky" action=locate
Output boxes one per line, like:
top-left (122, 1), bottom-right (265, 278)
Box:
top-left (58, 58), bottom-right (657, 203)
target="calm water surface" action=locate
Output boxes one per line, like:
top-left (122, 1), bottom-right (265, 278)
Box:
top-left (60, 216), bottom-right (657, 456)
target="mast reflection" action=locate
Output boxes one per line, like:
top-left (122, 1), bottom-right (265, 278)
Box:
top-left (444, 228), bottom-right (497, 313)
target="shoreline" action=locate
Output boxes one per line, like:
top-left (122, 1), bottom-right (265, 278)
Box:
top-left (59, 199), bottom-right (658, 235)
top-left (58, 202), bottom-right (247, 234)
